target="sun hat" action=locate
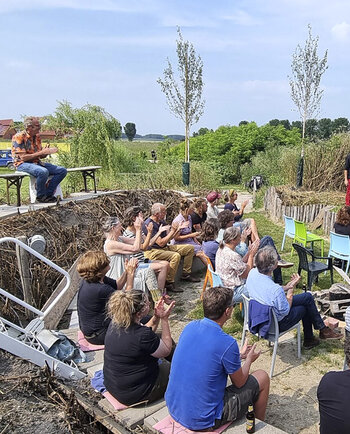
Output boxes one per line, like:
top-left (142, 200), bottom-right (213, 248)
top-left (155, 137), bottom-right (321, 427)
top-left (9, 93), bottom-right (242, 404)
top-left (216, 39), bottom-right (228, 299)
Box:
top-left (206, 191), bottom-right (221, 203)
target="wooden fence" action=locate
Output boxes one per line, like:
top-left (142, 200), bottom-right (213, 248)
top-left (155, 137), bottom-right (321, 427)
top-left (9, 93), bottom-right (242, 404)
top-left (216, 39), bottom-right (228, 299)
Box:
top-left (263, 187), bottom-right (336, 235)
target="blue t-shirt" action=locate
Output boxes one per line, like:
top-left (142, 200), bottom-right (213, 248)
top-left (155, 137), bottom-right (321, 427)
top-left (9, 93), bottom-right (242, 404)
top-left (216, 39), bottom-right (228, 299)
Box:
top-left (165, 318), bottom-right (241, 430)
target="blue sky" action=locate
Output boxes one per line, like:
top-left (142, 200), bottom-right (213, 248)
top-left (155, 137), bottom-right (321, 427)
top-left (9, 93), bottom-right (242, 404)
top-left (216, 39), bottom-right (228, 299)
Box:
top-left (1, 0), bottom-right (350, 135)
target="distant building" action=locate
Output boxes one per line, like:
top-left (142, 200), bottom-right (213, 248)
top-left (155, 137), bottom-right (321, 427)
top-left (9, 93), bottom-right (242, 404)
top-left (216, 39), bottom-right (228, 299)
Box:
top-left (0, 119), bottom-right (16, 139)
top-left (40, 130), bottom-right (57, 140)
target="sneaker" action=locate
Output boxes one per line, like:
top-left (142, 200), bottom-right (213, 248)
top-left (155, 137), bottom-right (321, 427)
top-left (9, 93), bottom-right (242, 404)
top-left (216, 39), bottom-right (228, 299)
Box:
top-left (36, 195), bottom-right (47, 203)
top-left (320, 326), bottom-right (342, 340)
top-left (45, 195), bottom-right (58, 203)
top-left (181, 274), bottom-right (200, 282)
top-left (303, 336), bottom-right (320, 349)
top-left (277, 259), bottom-right (294, 268)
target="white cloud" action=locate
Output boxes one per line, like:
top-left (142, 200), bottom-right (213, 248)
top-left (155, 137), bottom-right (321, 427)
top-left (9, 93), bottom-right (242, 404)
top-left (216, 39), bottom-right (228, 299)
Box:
top-left (222, 10), bottom-right (260, 26)
top-left (331, 21), bottom-right (350, 41)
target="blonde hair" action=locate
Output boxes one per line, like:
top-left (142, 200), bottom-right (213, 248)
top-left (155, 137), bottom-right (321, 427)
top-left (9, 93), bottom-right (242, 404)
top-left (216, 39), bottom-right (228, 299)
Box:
top-left (77, 251), bottom-right (110, 283)
top-left (107, 290), bottom-right (148, 329)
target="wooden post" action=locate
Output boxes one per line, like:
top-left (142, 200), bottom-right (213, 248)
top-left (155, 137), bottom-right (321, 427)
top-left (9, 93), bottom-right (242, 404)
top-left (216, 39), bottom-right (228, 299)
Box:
top-left (15, 236), bottom-right (34, 319)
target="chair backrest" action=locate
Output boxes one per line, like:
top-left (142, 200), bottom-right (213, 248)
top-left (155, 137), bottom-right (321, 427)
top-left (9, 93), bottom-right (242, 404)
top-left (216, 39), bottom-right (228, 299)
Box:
top-left (284, 215), bottom-right (295, 236)
top-left (208, 263), bottom-right (223, 287)
top-left (294, 220), bottom-right (307, 243)
top-left (244, 295), bottom-right (278, 339)
top-left (329, 231), bottom-right (350, 259)
top-left (292, 243), bottom-right (311, 271)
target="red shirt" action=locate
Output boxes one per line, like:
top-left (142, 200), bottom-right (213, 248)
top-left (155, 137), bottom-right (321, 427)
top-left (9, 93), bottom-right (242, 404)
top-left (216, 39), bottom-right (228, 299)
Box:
top-left (12, 131), bottom-right (43, 167)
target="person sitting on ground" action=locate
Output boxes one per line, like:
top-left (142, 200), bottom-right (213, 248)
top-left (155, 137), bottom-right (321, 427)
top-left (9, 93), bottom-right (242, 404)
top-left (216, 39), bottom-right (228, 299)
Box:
top-left (11, 116), bottom-right (67, 203)
top-left (103, 216), bottom-right (166, 299)
top-left (143, 203), bottom-right (199, 293)
top-left (224, 189), bottom-right (259, 241)
top-left (104, 290), bottom-right (175, 406)
top-left (317, 331), bottom-right (350, 433)
top-left (190, 198), bottom-right (208, 231)
top-left (201, 218), bottom-right (220, 270)
top-left (77, 251), bottom-right (137, 345)
top-left (216, 226), bottom-right (259, 303)
top-left (171, 198), bottom-right (207, 265)
top-left (246, 246), bottom-right (342, 349)
top-left (333, 206), bottom-right (350, 236)
top-left (123, 206), bottom-right (170, 295)
top-left (165, 286), bottom-right (270, 431)
top-left (206, 191), bottom-right (221, 219)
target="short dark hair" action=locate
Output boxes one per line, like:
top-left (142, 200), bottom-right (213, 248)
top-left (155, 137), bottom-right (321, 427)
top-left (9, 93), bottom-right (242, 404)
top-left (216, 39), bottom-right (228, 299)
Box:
top-left (203, 286), bottom-right (233, 320)
top-left (123, 206), bottom-right (143, 227)
top-left (218, 210), bottom-right (235, 229)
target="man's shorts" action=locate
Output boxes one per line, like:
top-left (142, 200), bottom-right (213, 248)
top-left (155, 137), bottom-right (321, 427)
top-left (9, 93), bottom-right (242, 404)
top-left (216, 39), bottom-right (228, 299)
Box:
top-left (213, 375), bottom-right (259, 428)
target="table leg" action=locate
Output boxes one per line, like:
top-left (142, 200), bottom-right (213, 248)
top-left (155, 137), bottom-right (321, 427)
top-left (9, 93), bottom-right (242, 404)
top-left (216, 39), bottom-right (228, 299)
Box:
top-left (16, 178), bottom-right (22, 207)
top-left (6, 180), bottom-right (10, 205)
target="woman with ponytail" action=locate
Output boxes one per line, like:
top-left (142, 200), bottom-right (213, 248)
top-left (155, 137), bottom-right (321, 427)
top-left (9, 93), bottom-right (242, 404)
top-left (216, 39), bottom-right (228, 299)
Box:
top-left (103, 290), bottom-right (175, 406)
top-left (216, 226), bottom-right (259, 303)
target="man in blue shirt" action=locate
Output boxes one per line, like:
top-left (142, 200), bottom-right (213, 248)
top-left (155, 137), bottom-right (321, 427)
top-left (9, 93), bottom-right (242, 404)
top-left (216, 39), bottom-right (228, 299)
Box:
top-left (165, 286), bottom-right (270, 430)
top-left (246, 246), bottom-right (342, 349)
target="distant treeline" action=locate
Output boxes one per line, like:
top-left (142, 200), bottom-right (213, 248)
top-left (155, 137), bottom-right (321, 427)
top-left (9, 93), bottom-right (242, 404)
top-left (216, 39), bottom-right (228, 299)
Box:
top-left (121, 133), bottom-right (185, 141)
top-left (193, 117), bottom-right (350, 140)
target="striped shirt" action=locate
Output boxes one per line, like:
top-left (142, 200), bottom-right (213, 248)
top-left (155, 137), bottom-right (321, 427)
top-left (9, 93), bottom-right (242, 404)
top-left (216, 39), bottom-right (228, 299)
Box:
top-left (122, 229), bottom-right (145, 263)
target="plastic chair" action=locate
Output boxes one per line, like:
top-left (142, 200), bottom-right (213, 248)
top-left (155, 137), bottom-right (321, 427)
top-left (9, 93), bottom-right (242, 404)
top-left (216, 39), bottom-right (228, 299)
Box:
top-left (292, 243), bottom-right (333, 290)
top-left (292, 220), bottom-right (324, 256)
top-left (241, 295), bottom-right (301, 378)
top-left (29, 175), bottom-right (63, 203)
top-left (201, 254), bottom-right (214, 297)
top-left (207, 263), bottom-right (223, 287)
top-left (328, 231), bottom-right (350, 274)
top-left (281, 215), bottom-right (295, 251)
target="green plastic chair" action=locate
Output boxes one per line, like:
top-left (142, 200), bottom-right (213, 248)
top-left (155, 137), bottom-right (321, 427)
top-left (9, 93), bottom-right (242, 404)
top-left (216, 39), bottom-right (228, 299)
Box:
top-left (292, 220), bottom-right (324, 256)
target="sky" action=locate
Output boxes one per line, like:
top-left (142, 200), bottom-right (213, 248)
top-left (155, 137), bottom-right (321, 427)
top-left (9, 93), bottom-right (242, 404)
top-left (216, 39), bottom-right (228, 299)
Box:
top-left (1, 0), bottom-right (350, 135)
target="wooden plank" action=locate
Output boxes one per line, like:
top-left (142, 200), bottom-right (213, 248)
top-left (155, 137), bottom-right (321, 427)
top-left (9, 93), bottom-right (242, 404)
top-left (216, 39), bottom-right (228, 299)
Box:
top-left (144, 406), bottom-right (287, 434)
top-left (99, 398), bottom-right (166, 430)
top-left (59, 383), bottom-right (129, 434)
top-left (43, 258), bottom-right (81, 329)
top-left (310, 206), bottom-right (332, 231)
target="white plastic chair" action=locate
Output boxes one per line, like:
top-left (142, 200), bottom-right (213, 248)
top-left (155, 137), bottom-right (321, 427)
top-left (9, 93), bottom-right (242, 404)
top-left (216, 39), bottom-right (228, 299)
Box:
top-left (241, 294), bottom-right (301, 378)
top-left (281, 215), bottom-right (295, 251)
top-left (29, 175), bottom-right (63, 203)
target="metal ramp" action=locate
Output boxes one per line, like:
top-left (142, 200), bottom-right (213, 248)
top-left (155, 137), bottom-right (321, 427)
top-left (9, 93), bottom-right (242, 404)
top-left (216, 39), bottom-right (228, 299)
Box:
top-left (0, 237), bottom-right (85, 380)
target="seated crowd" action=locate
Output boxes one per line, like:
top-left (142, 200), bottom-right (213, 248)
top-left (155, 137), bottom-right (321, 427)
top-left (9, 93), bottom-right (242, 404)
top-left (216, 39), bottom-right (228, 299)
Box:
top-left (75, 191), bottom-right (347, 432)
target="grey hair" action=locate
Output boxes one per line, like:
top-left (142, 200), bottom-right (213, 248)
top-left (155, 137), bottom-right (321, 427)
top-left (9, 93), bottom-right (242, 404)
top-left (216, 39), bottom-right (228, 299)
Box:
top-left (102, 216), bottom-right (120, 233)
top-left (223, 226), bottom-right (241, 243)
top-left (24, 116), bottom-right (40, 129)
top-left (255, 246), bottom-right (278, 275)
top-left (151, 203), bottom-right (165, 215)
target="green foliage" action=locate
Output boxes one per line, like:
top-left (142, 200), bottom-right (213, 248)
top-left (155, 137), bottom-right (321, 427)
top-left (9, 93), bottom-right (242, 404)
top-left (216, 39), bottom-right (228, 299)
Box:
top-left (167, 122), bottom-right (301, 183)
top-left (124, 122), bottom-right (136, 141)
top-left (48, 101), bottom-right (121, 172)
top-left (318, 118), bottom-right (332, 139)
top-left (332, 117), bottom-right (350, 133)
top-left (241, 132), bottom-right (350, 191)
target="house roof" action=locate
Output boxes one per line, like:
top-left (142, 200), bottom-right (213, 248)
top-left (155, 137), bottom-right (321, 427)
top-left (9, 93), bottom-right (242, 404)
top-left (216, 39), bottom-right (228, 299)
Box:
top-left (0, 119), bottom-right (13, 127)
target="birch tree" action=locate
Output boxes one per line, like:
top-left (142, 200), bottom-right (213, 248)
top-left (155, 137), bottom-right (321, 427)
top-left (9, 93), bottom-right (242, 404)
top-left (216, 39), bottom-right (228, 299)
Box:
top-left (289, 24), bottom-right (328, 140)
top-left (157, 27), bottom-right (205, 164)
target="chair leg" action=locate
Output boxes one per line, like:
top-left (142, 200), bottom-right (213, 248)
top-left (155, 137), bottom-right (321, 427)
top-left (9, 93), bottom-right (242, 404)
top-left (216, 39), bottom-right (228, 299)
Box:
top-left (281, 234), bottom-right (286, 251)
top-left (270, 339), bottom-right (279, 378)
top-left (307, 272), bottom-right (313, 291)
top-left (330, 267), bottom-right (334, 284)
top-left (297, 324), bottom-right (301, 359)
top-left (346, 260), bottom-right (350, 275)
top-left (241, 328), bottom-right (246, 348)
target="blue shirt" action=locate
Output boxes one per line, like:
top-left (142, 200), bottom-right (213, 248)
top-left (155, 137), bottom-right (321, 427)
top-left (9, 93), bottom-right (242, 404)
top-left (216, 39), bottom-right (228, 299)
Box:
top-left (165, 318), bottom-right (241, 430)
top-left (246, 268), bottom-right (290, 321)
top-left (202, 240), bottom-right (219, 269)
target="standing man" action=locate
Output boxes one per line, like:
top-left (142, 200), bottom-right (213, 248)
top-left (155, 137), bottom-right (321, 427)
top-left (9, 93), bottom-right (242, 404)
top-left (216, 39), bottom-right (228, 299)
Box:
top-left (143, 203), bottom-right (200, 293)
top-left (165, 286), bottom-right (269, 430)
top-left (12, 117), bottom-right (67, 203)
top-left (345, 153), bottom-right (350, 206)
